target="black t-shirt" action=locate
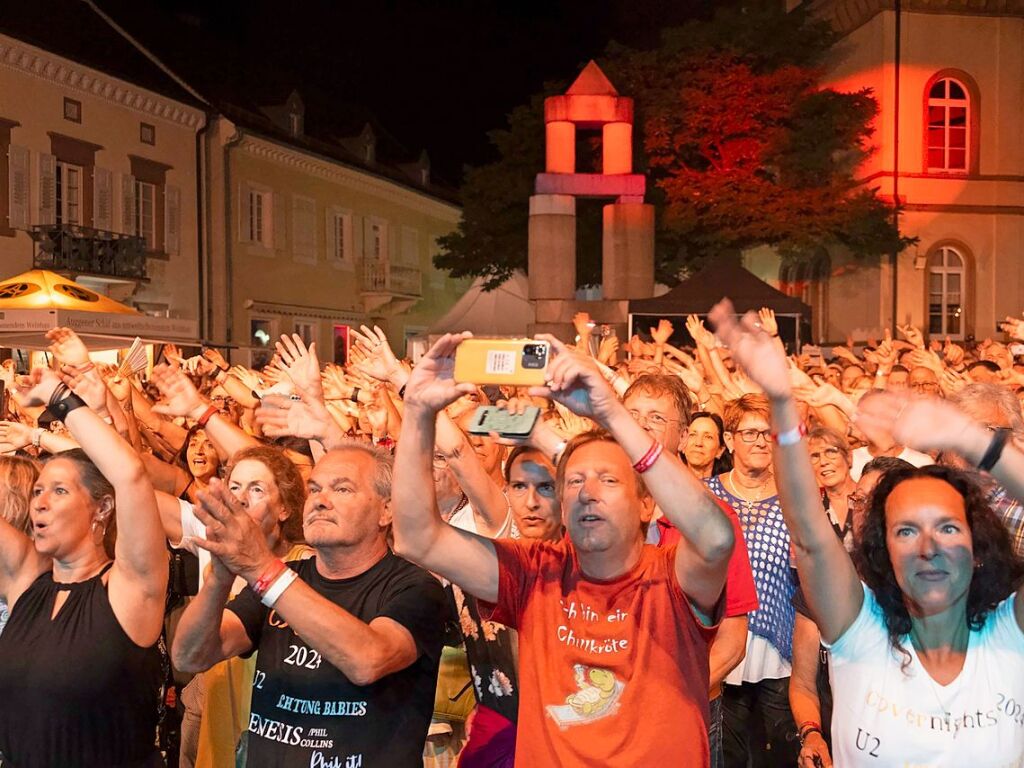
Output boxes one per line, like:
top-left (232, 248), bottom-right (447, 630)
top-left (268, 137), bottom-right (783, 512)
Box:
top-left (227, 551), bottom-right (446, 768)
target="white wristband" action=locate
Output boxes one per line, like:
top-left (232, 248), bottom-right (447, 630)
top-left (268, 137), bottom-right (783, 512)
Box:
top-left (260, 567), bottom-right (298, 608)
top-left (774, 424), bottom-right (806, 446)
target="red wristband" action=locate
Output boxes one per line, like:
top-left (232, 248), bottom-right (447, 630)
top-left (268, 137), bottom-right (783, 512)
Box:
top-left (196, 404), bottom-right (219, 428)
top-left (632, 440), bottom-right (664, 474)
top-left (252, 559), bottom-right (287, 598)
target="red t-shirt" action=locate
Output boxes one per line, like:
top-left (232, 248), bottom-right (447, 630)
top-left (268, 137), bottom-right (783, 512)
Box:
top-left (656, 498), bottom-right (759, 618)
top-left (484, 538), bottom-right (716, 767)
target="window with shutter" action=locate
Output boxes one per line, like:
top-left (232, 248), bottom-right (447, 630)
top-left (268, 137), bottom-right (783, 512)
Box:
top-left (292, 195), bottom-right (316, 264)
top-left (93, 167), bottom-right (112, 231)
top-left (134, 180), bottom-right (156, 249)
top-left (164, 184), bottom-right (180, 255)
top-left (38, 153), bottom-right (56, 226)
top-left (120, 173), bottom-right (136, 235)
top-left (8, 145), bottom-right (29, 230)
top-left (326, 207), bottom-right (353, 269)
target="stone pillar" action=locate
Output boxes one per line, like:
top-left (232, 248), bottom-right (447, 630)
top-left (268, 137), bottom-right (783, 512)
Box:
top-left (602, 122), bottom-right (632, 174)
top-left (602, 202), bottom-right (654, 300)
top-left (545, 122), bottom-right (576, 173)
top-left (528, 194), bottom-right (576, 301)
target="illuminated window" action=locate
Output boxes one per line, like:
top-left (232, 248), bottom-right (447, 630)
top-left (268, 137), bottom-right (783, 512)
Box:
top-left (927, 246), bottom-right (965, 339)
top-left (926, 78), bottom-right (969, 173)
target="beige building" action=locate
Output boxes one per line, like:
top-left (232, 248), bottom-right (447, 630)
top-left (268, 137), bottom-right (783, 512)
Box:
top-left (0, 29), bottom-right (205, 326)
top-left (203, 103), bottom-right (466, 367)
top-left (747, 0), bottom-right (1024, 344)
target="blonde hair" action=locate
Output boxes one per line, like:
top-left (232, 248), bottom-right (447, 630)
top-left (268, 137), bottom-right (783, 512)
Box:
top-left (0, 456), bottom-right (39, 536)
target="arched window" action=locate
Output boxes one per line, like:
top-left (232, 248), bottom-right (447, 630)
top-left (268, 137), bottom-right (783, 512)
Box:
top-left (927, 246), bottom-right (965, 338)
top-left (926, 77), bottom-right (969, 173)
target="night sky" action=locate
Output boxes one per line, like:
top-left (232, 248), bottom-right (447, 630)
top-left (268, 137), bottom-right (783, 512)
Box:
top-left (98, 0), bottom-right (713, 184)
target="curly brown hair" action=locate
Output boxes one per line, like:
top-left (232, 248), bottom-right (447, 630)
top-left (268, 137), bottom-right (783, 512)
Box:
top-left (854, 464), bottom-right (1024, 668)
top-left (227, 445), bottom-right (306, 545)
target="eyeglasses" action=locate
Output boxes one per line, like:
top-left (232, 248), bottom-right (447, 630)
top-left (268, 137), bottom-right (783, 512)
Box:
top-left (628, 410), bottom-right (679, 433)
top-left (734, 429), bottom-right (771, 444)
top-left (909, 381), bottom-right (940, 392)
top-left (809, 447), bottom-right (843, 464)
top-left (432, 453), bottom-right (449, 470)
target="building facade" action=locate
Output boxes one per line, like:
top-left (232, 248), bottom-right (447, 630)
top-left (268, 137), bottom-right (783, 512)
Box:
top-left (204, 113), bottom-right (466, 367)
top-left (0, 31), bottom-right (205, 322)
top-left (747, 0), bottom-right (1024, 344)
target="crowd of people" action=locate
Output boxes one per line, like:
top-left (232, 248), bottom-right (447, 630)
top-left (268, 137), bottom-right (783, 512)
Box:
top-left (1, 303), bottom-right (1024, 767)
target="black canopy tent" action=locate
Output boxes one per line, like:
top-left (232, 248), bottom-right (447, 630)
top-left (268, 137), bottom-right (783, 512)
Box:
top-left (628, 258), bottom-right (811, 350)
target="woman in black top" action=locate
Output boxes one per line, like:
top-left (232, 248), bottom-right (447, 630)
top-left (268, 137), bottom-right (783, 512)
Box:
top-left (0, 329), bottom-right (168, 768)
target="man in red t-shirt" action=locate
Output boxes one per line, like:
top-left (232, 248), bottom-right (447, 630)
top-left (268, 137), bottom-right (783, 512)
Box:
top-left (393, 334), bottom-right (736, 767)
top-left (621, 376), bottom-right (758, 768)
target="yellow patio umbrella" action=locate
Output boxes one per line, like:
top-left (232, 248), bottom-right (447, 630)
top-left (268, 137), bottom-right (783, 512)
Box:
top-left (0, 269), bottom-right (140, 314)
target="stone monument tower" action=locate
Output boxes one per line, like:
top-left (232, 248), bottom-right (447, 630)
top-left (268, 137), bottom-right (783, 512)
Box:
top-left (528, 61), bottom-right (655, 339)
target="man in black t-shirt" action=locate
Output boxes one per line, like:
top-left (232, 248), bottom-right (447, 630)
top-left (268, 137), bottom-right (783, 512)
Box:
top-left (172, 445), bottom-right (446, 768)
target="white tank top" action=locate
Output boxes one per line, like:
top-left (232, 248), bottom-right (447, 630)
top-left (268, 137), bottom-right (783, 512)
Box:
top-left (826, 584), bottom-right (1024, 767)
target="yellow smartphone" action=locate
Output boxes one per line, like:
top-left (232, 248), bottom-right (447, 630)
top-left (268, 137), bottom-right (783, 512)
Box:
top-left (453, 338), bottom-right (550, 386)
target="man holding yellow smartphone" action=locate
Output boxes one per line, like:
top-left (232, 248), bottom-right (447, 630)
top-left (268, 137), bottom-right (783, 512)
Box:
top-left (392, 332), bottom-right (735, 768)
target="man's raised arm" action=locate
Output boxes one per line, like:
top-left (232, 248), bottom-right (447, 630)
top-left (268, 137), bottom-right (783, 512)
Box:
top-left (391, 333), bottom-right (501, 603)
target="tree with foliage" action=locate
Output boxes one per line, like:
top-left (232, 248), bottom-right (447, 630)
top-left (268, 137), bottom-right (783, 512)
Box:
top-left (435, 4), bottom-right (915, 290)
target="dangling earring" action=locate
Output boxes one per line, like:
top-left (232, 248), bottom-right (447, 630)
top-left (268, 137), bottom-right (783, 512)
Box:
top-left (90, 519), bottom-right (99, 534)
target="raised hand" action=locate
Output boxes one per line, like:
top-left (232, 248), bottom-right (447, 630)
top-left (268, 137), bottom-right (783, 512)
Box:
top-left (150, 364), bottom-right (207, 420)
top-left (256, 391), bottom-right (332, 441)
top-left (572, 312), bottom-right (593, 344)
top-left (350, 325), bottom-right (403, 384)
top-left (527, 335), bottom-right (621, 427)
top-left (46, 327), bottom-right (90, 367)
top-left (943, 337), bottom-right (965, 368)
top-left (854, 391), bottom-right (984, 456)
top-left (896, 324), bottom-right (925, 349)
top-left (999, 315), bottom-right (1024, 341)
top-left (686, 314), bottom-right (716, 350)
top-left (708, 299), bottom-right (791, 401)
top-left (650, 318), bottom-right (674, 346)
top-left (58, 364), bottom-right (109, 414)
top-left (10, 367), bottom-right (63, 407)
top-left (0, 420), bottom-right (34, 450)
top-left (275, 334), bottom-right (322, 397)
top-left (229, 365), bottom-right (262, 392)
top-left (597, 334), bottom-right (619, 366)
top-left (192, 478), bottom-right (275, 582)
top-left (402, 333), bottom-right (477, 414)
top-left (162, 343), bottom-right (184, 368)
top-left (202, 347), bottom-right (230, 372)
top-left (757, 307), bottom-right (778, 337)
top-left (663, 358), bottom-right (704, 394)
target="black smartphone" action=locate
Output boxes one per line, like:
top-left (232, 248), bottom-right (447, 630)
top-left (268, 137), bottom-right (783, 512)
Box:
top-left (466, 405), bottom-right (541, 439)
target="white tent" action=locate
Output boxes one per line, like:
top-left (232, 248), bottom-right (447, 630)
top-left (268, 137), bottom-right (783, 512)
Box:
top-left (428, 271), bottom-right (535, 337)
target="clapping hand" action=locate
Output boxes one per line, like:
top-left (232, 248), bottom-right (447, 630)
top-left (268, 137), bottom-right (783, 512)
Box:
top-left (192, 478), bottom-right (275, 583)
top-left (275, 334), bottom-right (323, 398)
top-left (708, 300), bottom-right (791, 401)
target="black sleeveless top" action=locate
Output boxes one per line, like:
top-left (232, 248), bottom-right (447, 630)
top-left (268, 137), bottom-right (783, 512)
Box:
top-left (0, 564), bottom-right (162, 767)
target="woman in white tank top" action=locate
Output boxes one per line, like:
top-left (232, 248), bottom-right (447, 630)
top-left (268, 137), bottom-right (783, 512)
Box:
top-left (709, 298), bottom-right (1024, 768)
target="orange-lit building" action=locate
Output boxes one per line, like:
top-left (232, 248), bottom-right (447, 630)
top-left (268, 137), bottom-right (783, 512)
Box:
top-left (746, 0), bottom-right (1024, 343)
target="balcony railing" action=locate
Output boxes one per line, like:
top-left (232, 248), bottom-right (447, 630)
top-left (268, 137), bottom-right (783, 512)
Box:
top-left (30, 224), bottom-right (148, 280)
top-left (360, 259), bottom-right (421, 297)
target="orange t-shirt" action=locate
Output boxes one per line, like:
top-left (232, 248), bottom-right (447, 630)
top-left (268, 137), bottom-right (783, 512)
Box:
top-left (484, 538), bottom-right (716, 767)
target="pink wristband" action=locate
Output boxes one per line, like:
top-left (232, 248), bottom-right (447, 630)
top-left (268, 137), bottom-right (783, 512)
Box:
top-left (632, 441), bottom-right (664, 474)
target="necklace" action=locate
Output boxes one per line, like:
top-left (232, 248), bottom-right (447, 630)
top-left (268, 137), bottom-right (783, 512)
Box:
top-left (728, 469), bottom-right (773, 503)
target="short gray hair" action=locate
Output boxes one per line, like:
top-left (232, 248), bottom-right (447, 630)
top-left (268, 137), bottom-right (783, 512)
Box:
top-left (951, 383), bottom-right (1024, 439)
top-left (322, 442), bottom-right (394, 500)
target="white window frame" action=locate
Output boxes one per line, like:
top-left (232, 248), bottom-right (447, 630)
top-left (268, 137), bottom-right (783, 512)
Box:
top-left (134, 179), bottom-right (156, 249)
top-left (293, 318), bottom-right (319, 349)
top-left (249, 188), bottom-right (269, 246)
top-left (927, 246), bottom-right (965, 340)
top-left (328, 207), bottom-right (354, 270)
top-left (926, 78), bottom-right (970, 174)
top-left (56, 161), bottom-right (83, 226)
